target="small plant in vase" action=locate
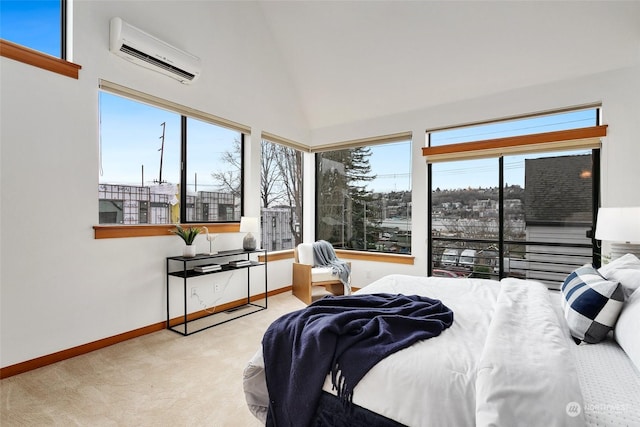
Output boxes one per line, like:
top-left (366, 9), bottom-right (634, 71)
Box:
top-left (171, 225), bottom-right (201, 257)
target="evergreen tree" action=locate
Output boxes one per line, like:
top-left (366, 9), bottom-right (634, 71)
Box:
top-left (316, 147), bottom-right (377, 249)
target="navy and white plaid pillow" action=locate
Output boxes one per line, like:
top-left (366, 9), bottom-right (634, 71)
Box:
top-left (561, 265), bottom-right (624, 344)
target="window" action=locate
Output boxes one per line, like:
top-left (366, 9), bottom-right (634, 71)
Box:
top-left (428, 109), bottom-right (598, 147)
top-left (0, 0), bottom-right (64, 58)
top-left (427, 108), bottom-right (601, 288)
top-left (184, 117), bottom-right (243, 222)
top-left (99, 85), bottom-right (244, 225)
top-left (316, 138), bottom-right (412, 254)
top-left (260, 136), bottom-right (304, 252)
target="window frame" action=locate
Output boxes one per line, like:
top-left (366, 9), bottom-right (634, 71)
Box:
top-left (313, 133), bottom-right (413, 254)
top-left (425, 107), bottom-right (605, 281)
top-left (96, 81), bottom-right (248, 237)
top-left (179, 117), bottom-right (245, 224)
top-left (260, 135), bottom-right (305, 252)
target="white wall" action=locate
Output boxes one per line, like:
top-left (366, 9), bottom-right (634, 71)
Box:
top-left (2, 0), bottom-right (639, 369)
top-left (0, 1), bottom-right (307, 368)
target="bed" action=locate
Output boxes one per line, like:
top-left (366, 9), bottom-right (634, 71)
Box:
top-left (243, 255), bottom-right (640, 427)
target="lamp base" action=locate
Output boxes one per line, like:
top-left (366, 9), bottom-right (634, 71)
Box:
top-left (243, 232), bottom-right (257, 251)
top-left (610, 243), bottom-right (640, 261)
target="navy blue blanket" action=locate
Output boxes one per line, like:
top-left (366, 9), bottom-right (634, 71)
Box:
top-left (262, 293), bottom-right (454, 427)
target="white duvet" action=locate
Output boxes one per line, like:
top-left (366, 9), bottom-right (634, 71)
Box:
top-left (243, 274), bottom-right (585, 426)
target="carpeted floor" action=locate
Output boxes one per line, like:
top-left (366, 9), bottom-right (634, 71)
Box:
top-left (0, 292), bottom-right (306, 427)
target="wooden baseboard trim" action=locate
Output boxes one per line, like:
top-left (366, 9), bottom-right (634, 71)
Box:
top-left (0, 322), bottom-right (164, 379)
top-left (0, 286), bottom-right (293, 379)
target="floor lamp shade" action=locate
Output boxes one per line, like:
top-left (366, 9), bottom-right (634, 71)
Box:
top-left (240, 217), bottom-right (259, 251)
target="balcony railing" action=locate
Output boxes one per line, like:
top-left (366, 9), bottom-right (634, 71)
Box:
top-left (431, 237), bottom-right (594, 289)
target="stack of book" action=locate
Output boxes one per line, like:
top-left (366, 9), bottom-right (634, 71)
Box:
top-left (228, 259), bottom-right (252, 268)
top-left (194, 263), bottom-right (222, 273)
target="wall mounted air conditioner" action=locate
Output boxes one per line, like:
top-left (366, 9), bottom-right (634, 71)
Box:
top-left (109, 17), bottom-right (201, 84)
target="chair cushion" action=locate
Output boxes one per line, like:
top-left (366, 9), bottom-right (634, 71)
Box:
top-left (311, 267), bottom-right (337, 282)
top-left (297, 243), bottom-right (315, 265)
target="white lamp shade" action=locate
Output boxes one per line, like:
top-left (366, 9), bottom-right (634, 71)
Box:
top-left (595, 207), bottom-right (640, 243)
top-left (239, 216), bottom-right (259, 233)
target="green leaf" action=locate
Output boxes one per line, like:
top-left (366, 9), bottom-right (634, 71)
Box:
top-left (171, 225), bottom-right (201, 245)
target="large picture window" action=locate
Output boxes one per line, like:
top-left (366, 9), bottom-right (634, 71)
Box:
top-left (427, 108), bottom-right (601, 288)
top-left (98, 86), bottom-right (244, 225)
top-left (316, 138), bottom-right (412, 254)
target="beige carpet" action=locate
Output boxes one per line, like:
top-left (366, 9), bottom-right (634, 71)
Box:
top-left (0, 292), bottom-right (306, 427)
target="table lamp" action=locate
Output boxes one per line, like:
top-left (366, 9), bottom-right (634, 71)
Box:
top-left (240, 216), bottom-right (259, 251)
top-left (595, 207), bottom-right (640, 260)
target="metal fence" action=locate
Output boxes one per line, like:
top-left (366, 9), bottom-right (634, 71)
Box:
top-left (431, 237), bottom-right (594, 289)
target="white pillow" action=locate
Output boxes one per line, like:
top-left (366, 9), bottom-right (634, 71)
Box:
top-left (606, 269), bottom-right (640, 298)
top-left (599, 253), bottom-right (640, 274)
top-left (599, 253), bottom-right (640, 298)
top-left (615, 286), bottom-right (640, 372)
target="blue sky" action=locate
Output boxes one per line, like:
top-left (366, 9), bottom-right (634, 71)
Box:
top-left (99, 93), bottom-right (182, 186)
top-left (99, 92), bottom-right (239, 191)
top-left (366, 141), bottom-right (412, 193)
top-left (1, 0), bottom-right (60, 57)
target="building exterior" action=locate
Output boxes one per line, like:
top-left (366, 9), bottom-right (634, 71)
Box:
top-left (523, 154), bottom-right (594, 284)
top-left (98, 184), bottom-right (238, 224)
top-left (261, 207), bottom-right (298, 251)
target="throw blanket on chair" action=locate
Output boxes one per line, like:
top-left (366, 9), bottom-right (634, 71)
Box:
top-left (262, 293), bottom-right (454, 427)
top-left (313, 240), bottom-right (352, 295)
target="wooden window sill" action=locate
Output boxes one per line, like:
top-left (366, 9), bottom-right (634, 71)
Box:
top-left (94, 223), bottom-right (240, 239)
top-left (423, 125), bottom-right (607, 162)
top-left (0, 39), bottom-right (81, 79)
top-left (336, 250), bottom-right (414, 265)
top-left (258, 249), bottom-right (414, 265)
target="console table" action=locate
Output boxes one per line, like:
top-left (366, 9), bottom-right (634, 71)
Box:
top-left (166, 248), bottom-right (267, 336)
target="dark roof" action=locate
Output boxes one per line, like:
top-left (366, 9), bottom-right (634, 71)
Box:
top-left (524, 154), bottom-right (592, 224)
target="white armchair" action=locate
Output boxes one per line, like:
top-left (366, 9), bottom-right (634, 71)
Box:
top-left (292, 243), bottom-right (348, 305)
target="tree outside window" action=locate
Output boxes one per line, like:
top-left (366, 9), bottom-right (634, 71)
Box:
top-left (316, 141), bottom-right (412, 254)
top-left (260, 141), bottom-right (303, 251)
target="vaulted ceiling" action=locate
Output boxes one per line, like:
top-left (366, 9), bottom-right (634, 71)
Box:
top-left (257, 1), bottom-right (640, 130)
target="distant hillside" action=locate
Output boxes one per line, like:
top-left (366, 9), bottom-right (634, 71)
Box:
top-left (431, 185), bottom-right (525, 206)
